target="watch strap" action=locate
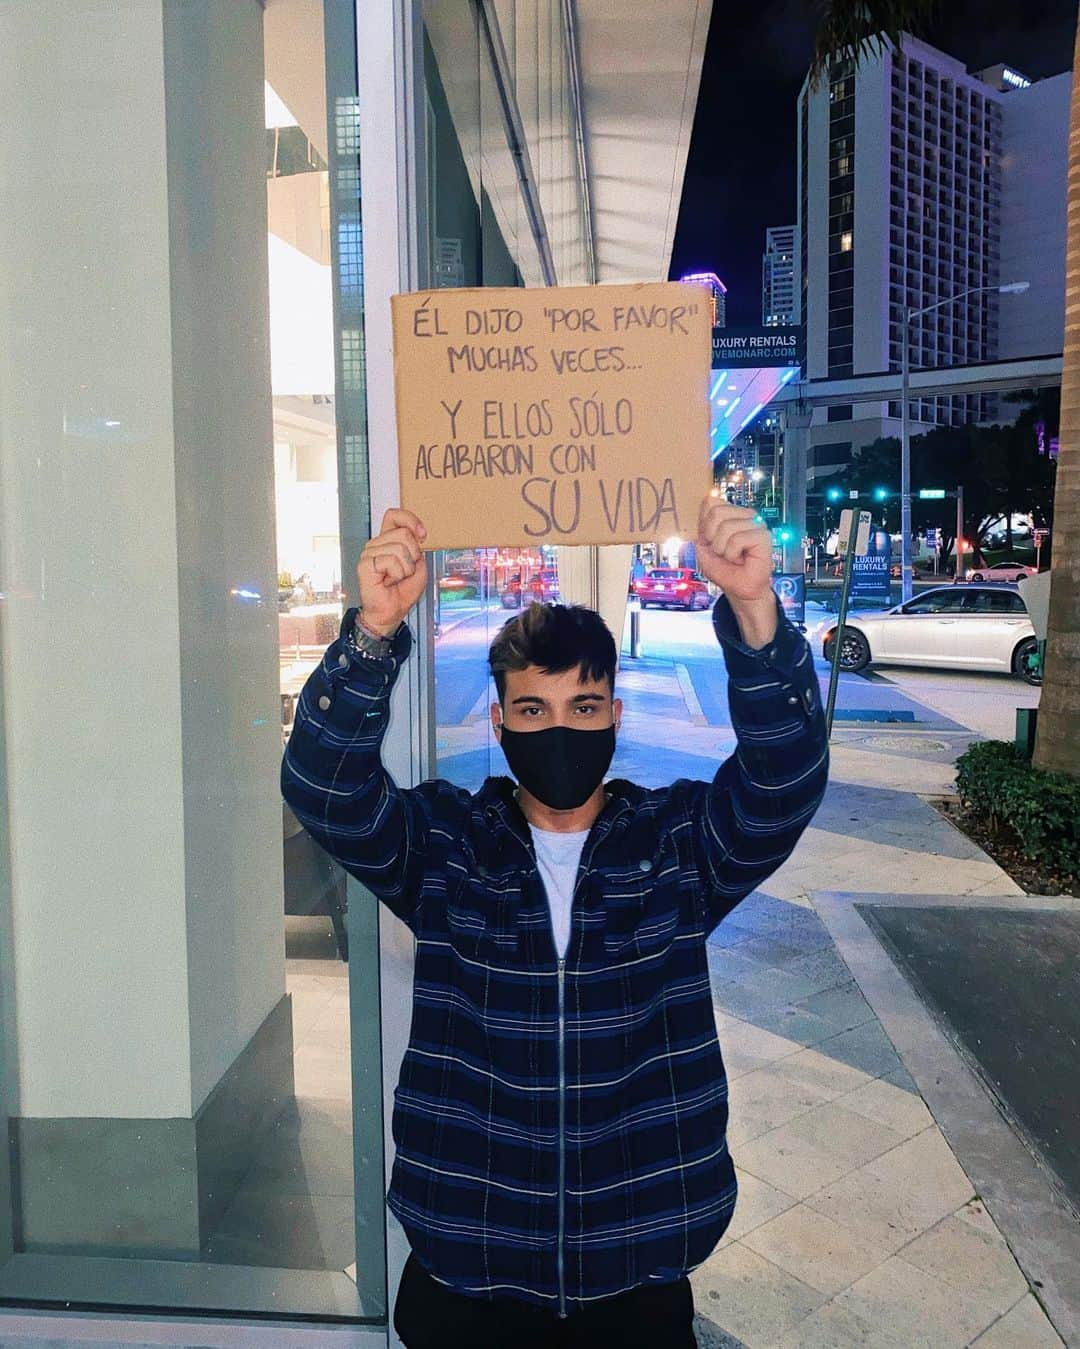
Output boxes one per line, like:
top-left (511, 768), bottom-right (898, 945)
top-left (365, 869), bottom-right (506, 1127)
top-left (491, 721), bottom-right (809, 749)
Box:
top-left (348, 617), bottom-right (395, 660)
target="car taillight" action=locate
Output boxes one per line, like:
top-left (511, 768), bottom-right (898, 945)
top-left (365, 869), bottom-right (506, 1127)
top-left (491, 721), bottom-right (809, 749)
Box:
top-left (676, 582), bottom-right (688, 591)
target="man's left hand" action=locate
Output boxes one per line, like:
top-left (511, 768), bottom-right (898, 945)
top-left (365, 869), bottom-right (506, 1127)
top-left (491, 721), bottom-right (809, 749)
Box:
top-left (697, 497), bottom-right (773, 602)
top-left (697, 496), bottom-right (778, 649)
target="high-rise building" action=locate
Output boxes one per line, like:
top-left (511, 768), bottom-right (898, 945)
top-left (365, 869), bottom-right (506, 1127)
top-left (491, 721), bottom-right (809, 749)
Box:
top-left (996, 72), bottom-right (1070, 359)
top-left (680, 270), bottom-right (727, 326)
top-left (762, 226), bottom-right (796, 325)
top-left (795, 34), bottom-right (1069, 486)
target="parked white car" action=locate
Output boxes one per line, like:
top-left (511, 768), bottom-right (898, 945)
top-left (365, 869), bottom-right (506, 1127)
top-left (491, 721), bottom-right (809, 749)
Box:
top-left (967, 561), bottom-right (1038, 583)
top-left (822, 585), bottom-right (1040, 684)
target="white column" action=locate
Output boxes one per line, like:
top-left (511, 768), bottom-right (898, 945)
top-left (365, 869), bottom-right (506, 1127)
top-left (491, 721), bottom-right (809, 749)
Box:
top-left (0, 0), bottom-right (285, 1249)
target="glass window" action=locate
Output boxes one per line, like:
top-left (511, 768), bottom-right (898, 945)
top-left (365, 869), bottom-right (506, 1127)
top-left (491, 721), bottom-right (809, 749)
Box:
top-left (422, 0), bottom-right (598, 790)
top-left (902, 591), bottom-right (967, 614)
top-left (0, 0), bottom-right (382, 1323)
top-left (970, 590), bottom-right (1026, 613)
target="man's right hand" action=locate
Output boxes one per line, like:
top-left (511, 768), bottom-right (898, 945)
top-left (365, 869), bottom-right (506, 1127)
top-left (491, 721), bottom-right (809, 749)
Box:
top-left (356, 508), bottom-right (429, 636)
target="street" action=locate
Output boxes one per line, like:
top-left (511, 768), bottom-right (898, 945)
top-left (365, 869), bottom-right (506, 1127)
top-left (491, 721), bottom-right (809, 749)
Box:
top-left (432, 602), bottom-right (1041, 791)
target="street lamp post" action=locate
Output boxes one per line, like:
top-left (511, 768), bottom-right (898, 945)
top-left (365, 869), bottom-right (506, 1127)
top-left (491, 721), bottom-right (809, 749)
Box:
top-left (900, 280), bottom-right (1029, 603)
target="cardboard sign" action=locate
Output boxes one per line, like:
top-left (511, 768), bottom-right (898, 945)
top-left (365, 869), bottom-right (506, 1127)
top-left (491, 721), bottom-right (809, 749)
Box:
top-left (391, 282), bottom-right (711, 550)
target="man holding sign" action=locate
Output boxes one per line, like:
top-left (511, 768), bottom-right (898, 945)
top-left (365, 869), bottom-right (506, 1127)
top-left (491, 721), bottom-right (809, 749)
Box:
top-left (282, 496), bottom-right (827, 1347)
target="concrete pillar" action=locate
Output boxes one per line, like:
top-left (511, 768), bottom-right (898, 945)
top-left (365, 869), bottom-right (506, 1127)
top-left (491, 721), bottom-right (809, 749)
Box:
top-left (0, 0), bottom-right (290, 1256)
top-left (554, 546), bottom-right (633, 656)
top-left (782, 406), bottom-right (813, 575)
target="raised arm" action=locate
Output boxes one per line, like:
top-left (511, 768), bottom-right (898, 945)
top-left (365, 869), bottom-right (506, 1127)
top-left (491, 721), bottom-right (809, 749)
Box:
top-left (281, 509), bottom-right (467, 931)
top-left (689, 499), bottom-right (828, 933)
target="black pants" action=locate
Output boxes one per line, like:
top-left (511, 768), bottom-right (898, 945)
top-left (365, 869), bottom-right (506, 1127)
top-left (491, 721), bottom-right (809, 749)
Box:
top-left (393, 1252), bottom-right (697, 1348)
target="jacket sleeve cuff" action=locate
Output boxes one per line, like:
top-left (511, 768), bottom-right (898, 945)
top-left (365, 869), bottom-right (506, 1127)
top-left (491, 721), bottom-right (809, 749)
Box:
top-left (711, 594), bottom-right (799, 673)
top-left (296, 607), bottom-right (412, 737)
top-left (325, 606), bottom-right (411, 678)
top-left (712, 593), bottom-right (821, 722)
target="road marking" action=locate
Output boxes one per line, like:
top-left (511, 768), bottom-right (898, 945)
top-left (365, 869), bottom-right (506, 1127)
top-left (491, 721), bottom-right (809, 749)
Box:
top-left (466, 680), bottom-right (496, 724)
top-left (675, 664), bottom-right (708, 727)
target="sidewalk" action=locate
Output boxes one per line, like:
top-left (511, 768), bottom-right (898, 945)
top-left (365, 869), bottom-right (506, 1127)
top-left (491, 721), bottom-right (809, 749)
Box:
top-left (609, 650), bottom-right (1074, 1348)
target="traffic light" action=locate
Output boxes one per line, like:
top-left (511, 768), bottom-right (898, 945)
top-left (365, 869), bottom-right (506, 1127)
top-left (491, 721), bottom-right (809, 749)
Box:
top-left (772, 524), bottom-right (794, 545)
top-left (826, 486), bottom-right (843, 502)
top-left (873, 486), bottom-right (889, 502)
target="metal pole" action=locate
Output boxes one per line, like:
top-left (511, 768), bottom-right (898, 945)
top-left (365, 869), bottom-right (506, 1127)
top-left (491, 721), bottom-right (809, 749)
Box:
top-left (825, 507), bottom-right (863, 738)
top-left (900, 314), bottom-right (913, 604)
top-left (956, 484), bottom-right (965, 582)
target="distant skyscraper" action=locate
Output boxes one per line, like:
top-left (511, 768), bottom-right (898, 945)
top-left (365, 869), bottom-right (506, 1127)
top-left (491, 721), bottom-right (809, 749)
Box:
top-left (679, 271), bottom-right (727, 327)
top-left (795, 33), bottom-right (1068, 485)
top-left (762, 226), bottom-right (796, 325)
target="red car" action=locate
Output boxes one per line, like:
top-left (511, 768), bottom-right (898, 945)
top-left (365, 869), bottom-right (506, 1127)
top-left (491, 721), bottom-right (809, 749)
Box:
top-left (501, 568), bottom-right (559, 608)
top-left (635, 568), bottom-right (712, 610)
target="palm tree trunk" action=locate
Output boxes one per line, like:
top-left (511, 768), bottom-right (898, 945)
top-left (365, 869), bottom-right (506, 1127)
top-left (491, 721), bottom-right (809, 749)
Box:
top-left (1033, 16), bottom-right (1080, 779)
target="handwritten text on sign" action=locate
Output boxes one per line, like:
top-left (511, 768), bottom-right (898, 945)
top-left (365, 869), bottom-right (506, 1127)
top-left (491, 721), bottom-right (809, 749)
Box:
top-left (391, 282), bottom-right (711, 549)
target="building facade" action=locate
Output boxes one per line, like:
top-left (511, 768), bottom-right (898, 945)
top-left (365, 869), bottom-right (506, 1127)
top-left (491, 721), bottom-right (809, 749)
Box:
top-left (0, 1), bottom-right (709, 1344)
top-left (796, 34), bottom-right (1069, 487)
top-left (681, 270), bottom-right (728, 326)
top-left (762, 225), bottom-right (797, 325)
top-left (996, 70), bottom-right (1071, 360)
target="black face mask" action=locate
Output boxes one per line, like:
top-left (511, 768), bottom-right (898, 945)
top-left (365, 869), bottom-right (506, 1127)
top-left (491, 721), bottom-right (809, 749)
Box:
top-left (497, 723), bottom-right (616, 812)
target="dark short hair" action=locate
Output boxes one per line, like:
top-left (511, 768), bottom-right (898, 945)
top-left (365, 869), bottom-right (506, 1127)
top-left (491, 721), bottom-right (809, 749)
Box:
top-left (488, 603), bottom-right (617, 702)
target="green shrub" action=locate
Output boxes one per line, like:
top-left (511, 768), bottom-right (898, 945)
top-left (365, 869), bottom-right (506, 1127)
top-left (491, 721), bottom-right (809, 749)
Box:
top-left (955, 741), bottom-right (1080, 879)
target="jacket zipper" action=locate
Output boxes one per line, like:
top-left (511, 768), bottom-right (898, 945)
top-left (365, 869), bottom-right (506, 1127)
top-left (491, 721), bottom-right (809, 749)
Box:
top-left (557, 956), bottom-right (567, 1318)
top-left (553, 829), bottom-right (610, 1318)
top-left (509, 799), bottom-right (627, 1320)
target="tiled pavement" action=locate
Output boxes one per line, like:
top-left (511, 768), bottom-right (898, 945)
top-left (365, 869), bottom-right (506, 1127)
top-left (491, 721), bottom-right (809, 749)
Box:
top-left (692, 893), bottom-right (1052, 1348)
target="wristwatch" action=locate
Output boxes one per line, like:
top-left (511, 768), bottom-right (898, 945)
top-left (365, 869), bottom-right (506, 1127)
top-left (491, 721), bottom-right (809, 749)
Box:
top-left (347, 613), bottom-right (398, 660)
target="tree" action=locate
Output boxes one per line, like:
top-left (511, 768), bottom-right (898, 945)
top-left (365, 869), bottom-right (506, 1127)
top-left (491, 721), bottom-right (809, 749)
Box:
top-left (815, 420), bottom-right (1057, 562)
top-left (810, 5), bottom-right (1079, 779)
top-left (1032, 21), bottom-right (1080, 777)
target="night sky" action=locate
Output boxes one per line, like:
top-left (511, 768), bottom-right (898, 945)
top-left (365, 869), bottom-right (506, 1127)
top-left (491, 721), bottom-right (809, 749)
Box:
top-left (669, 1), bottom-right (1077, 325)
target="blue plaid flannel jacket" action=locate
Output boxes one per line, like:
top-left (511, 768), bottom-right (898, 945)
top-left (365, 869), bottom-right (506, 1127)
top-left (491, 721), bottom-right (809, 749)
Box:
top-left (281, 597), bottom-right (828, 1314)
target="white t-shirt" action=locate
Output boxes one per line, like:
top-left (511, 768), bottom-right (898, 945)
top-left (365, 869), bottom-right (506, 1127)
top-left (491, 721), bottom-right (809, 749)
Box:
top-left (529, 824), bottom-right (589, 960)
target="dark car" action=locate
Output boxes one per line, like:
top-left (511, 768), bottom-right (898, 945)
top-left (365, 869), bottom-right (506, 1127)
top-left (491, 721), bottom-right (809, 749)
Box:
top-left (634, 568), bottom-right (711, 610)
top-left (501, 568), bottom-right (559, 608)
